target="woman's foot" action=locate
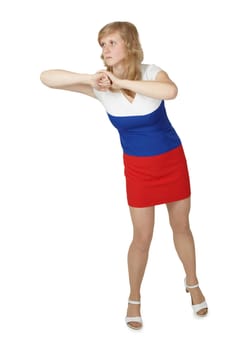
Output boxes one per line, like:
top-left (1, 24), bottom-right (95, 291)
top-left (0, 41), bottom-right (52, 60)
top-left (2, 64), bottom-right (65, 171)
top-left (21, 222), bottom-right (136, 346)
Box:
top-left (185, 279), bottom-right (208, 316)
top-left (125, 300), bottom-right (143, 330)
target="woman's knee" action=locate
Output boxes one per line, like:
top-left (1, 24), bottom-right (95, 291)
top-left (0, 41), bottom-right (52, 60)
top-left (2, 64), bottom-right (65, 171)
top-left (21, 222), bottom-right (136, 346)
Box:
top-left (132, 229), bottom-right (153, 252)
top-left (169, 218), bottom-right (190, 234)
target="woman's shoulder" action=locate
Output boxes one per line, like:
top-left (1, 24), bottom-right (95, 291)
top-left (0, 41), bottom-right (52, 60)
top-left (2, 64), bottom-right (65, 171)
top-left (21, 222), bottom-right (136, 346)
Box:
top-left (141, 64), bottom-right (163, 80)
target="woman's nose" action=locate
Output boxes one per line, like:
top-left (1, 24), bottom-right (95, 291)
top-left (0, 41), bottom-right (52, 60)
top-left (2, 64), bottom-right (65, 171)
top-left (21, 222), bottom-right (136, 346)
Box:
top-left (103, 45), bottom-right (110, 53)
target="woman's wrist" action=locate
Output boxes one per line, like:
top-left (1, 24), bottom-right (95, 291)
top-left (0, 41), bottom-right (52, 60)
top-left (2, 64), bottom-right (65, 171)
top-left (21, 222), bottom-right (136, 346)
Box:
top-left (79, 73), bottom-right (94, 86)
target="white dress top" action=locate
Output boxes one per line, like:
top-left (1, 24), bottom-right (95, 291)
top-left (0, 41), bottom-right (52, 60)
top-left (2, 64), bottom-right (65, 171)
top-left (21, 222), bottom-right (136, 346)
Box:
top-left (93, 64), bottom-right (162, 117)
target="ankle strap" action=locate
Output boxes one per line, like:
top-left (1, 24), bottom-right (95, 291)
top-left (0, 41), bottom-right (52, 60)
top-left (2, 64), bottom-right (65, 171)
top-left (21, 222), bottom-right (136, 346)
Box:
top-left (128, 300), bottom-right (141, 305)
top-left (186, 282), bottom-right (199, 289)
top-left (184, 277), bottom-right (199, 289)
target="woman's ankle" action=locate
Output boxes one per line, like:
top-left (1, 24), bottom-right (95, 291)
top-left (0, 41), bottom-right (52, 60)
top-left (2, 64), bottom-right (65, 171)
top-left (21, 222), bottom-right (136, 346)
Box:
top-left (129, 293), bottom-right (141, 301)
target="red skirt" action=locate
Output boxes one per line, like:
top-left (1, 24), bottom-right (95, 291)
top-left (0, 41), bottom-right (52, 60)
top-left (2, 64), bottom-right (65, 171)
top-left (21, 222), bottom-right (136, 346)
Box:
top-left (123, 145), bottom-right (191, 208)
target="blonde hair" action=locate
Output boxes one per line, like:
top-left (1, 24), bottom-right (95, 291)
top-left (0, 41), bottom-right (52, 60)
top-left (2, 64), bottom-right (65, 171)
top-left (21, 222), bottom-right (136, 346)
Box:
top-left (98, 21), bottom-right (144, 84)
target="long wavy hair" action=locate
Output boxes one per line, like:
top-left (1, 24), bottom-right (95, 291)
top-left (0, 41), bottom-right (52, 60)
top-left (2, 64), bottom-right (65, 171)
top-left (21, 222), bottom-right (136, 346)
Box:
top-left (98, 21), bottom-right (144, 96)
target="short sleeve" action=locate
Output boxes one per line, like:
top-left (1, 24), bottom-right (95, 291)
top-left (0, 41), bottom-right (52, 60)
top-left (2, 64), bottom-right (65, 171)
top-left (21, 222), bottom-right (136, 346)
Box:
top-left (142, 64), bottom-right (162, 80)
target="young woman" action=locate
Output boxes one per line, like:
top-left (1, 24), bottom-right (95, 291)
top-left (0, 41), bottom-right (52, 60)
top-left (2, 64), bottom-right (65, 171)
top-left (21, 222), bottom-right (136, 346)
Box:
top-left (40, 21), bottom-right (208, 330)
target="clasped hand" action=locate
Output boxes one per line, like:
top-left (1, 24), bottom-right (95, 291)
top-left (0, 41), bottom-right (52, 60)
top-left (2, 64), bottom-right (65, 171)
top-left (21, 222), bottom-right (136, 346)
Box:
top-left (93, 71), bottom-right (120, 91)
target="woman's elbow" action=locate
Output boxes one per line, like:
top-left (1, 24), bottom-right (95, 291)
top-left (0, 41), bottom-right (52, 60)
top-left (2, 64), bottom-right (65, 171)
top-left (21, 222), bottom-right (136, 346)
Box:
top-left (40, 70), bottom-right (56, 88)
top-left (165, 84), bottom-right (178, 100)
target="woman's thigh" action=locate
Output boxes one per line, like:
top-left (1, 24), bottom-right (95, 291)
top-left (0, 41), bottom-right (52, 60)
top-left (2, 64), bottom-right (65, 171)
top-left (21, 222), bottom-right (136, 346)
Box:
top-left (129, 206), bottom-right (155, 232)
top-left (166, 197), bottom-right (191, 231)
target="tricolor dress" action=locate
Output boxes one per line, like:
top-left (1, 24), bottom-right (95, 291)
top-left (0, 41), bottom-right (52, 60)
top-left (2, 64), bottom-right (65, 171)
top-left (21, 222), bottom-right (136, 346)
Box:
top-left (93, 64), bottom-right (191, 208)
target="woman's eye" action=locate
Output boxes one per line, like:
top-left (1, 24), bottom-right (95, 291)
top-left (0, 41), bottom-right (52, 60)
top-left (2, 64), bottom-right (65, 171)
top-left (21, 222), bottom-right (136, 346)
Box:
top-left (100, 40), bottom-right (116, 48)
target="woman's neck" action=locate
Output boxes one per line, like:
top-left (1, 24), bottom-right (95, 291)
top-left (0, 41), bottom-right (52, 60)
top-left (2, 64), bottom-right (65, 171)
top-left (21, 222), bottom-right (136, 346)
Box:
top-left (112, 62), bottom-right (127, 79)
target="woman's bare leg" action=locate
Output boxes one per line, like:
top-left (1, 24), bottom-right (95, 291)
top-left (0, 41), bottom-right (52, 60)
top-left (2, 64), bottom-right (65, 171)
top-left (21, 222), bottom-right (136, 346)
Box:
top-left (127, 206), bottom-right (155, 327)
top-left (166, 197), bottom-right (207, 315)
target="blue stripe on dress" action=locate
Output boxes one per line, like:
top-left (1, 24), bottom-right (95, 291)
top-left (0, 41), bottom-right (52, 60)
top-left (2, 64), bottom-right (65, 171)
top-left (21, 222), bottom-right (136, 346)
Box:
top-left (107, 101), bottom-right (181, 156)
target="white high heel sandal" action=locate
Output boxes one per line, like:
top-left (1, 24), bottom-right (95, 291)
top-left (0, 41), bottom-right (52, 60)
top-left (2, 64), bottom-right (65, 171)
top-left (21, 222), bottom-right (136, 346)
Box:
top-left (125, 300), bottom-right (143, 330)
top-left (184, 279), bottom-right (208, 316)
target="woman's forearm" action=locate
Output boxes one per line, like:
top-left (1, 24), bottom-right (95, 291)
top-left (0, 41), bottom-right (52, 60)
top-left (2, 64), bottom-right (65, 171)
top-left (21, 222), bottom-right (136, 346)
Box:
top-left (119, 79), bottom-right (178, 100)
top-left (40, 69), bottom-right (93, 88)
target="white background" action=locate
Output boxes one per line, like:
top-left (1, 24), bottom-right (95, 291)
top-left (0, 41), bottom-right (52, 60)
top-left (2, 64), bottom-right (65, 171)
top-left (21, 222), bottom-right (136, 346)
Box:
top-left (1, 0), bottom-right (247, 349)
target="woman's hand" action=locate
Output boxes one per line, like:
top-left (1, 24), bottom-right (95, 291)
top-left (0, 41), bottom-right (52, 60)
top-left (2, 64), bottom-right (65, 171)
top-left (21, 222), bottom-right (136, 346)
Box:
top-left (100, 71), bottom-right (121, 90)
top-left (91, 72), bottom-right (112, 91)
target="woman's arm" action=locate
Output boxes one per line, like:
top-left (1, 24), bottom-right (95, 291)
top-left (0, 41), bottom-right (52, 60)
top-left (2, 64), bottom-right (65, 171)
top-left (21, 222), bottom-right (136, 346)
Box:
top-left (40, 69), bottom-right (111, 97)
top-left (102, 70), bottom-right (178, 100)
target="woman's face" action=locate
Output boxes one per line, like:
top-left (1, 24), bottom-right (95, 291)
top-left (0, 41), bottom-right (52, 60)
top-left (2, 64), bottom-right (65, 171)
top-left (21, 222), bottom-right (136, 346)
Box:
top-left (100, 31), bottom-right (127, 67)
